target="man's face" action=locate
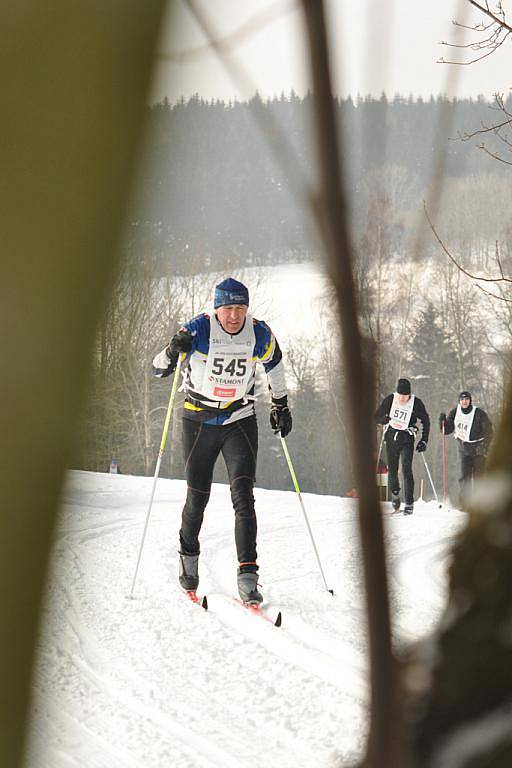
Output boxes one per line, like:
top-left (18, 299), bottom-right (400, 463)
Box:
top-left (216, 304), bottom-right (248, 334)
top-left (397, 394), bottom-right (411, 405)
top-left (460, 396), bottom-right (471, 407)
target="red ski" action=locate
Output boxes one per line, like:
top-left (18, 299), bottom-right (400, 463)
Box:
top-left (185, 591), bottom-right (208, 610)
top-left (237, 600), bottom-right (282, 627)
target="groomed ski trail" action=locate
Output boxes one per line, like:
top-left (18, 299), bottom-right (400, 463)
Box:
top-left (26, 471), bottom-right (466, 768)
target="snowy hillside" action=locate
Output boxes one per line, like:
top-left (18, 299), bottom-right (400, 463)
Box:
top-left (26, 471), bottom-right (467, 768)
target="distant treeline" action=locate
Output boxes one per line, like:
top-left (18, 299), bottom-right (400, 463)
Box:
top-left (130, 92), bottom-right (509, 271)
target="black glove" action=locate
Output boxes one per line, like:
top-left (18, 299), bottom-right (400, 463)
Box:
top-left (416, 439), bottom-right (427, 453)
top-left (166, 328), bottom-right (194, 361)
top-left (439, 412), bottom-right (446, 430)
top-left (270, 396), bottom-right (293, 438)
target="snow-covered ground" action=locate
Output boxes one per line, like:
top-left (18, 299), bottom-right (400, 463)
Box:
top-left (26, 470), bottom-right (467, 768)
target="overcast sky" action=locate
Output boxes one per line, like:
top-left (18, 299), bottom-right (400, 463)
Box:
top-left (150, 0), bottom-right (510, 104)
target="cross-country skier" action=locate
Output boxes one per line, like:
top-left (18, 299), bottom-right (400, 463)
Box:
top-left (375, 378), bottom-right (430, 515)
top-left (439, 391), bottom-right (493, 501)
top-left (152, 277), bottom-right (291, 605)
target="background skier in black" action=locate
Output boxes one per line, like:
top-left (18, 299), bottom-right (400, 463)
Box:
top-left (439, 391), bottom-right (493, 502)
top-left (375, 378), bottom-right (430, 515)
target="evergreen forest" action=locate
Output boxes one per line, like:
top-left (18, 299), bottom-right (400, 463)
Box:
top-left (131, 92), bottom-right (512, 269)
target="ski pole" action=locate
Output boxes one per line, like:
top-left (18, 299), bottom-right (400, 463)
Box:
top-left (420, 452), bottom-right (441, 507)
top-left (128, 354), bottom-right (184, 599)
top-left (280, 436), bottom-right (334, 595)
top-left (442, 422), bottom-right (447, 504)
top-left (375, 429), bottom-right (385, 473)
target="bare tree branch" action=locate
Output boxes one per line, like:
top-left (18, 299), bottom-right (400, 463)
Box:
top-left (159, 0), bottom-right (299, 62)
top-left (468, 0), bottom-right (512, 32)
top-left (461, 117), bottom-right (512, 140)
top-left (492, 92), bottom-right (512, 117)
top-left (455, 92), bottom-right (512, 163)
top-left (424, 203), bottom-right (512, 304)
top-left (439, 1), bottom-right (512, 64)
top-left (475, 141), bottom-right (512, 164)
top-left (301, 3), bottom-right (400, 767)
top-left (438, 40), bottom-right (507, 65)
top-left (451, 18), bottom-right (496, 31)
top-left (476, 283), bottom-right (512, 301)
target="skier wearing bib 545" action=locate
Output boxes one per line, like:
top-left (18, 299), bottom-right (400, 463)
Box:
top-left (439, 391), bottom-right (493, 500)
top-left (375, 378), bottom-right (430, 515)
top-left (152, 277), bottom-right (291, 605)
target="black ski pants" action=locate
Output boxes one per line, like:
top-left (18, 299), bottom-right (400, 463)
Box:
top-left (179, 415), bottom-right (258, 564)
top-left (458, 446), bottom-right (486, 486)
top-left (386, 436), bottom-right (414, 505)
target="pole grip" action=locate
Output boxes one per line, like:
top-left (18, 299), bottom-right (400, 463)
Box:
top-left (158, 353), bottom-right (184, 457)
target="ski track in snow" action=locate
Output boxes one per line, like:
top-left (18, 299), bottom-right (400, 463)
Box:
top-left (25, 471), bottom-right (467, 768)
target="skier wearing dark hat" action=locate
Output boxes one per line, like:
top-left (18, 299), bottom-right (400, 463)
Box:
top-left (152, 277), bottom-right (291, 604)
top-left (439, 392), bottom-right (493, 497)
top-left (375, 378), bottom-right (430, 515)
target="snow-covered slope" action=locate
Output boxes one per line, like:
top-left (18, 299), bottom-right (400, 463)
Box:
top-left (26, 471), bottom-right (466, 768)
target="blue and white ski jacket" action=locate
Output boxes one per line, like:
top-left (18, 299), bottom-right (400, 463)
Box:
top-left (152, 312), bottom-right (287, 426)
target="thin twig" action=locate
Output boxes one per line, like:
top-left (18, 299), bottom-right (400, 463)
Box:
top-left (476, 142), bottom-right (512, 164)
top-left (424, 202), bottom-right (512, 284)
top-left (440, 25), bottom-right (502, 47)
top-left (438, 43), bottom-right (505, 64)
top-left (464, 116), bottom-right (512, 137)
top-left (476, 284), bottom-right (512, 302)
top-left (452, 19), bottom-right (495, 30)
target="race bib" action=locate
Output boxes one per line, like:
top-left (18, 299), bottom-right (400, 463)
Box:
top-left (200, 312), bottom-right (255, 401)
top-left (388, 393), bottom-right (415, 430)
top-left (454, 404), bottom-right (477, 442)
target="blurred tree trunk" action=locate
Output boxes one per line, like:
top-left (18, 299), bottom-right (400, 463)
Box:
top-left (0, 3), bottom-right (165, 766)
top-left (301, 3), bottom-right (399, 766)
top-left (404, 370), bottom-right (512, 767)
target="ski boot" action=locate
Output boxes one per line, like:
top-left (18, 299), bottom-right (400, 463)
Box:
top-left (237, 566), bottom-right (263, 605)
top-left (178, 552), bottom-right (199, 591)
top-left (403, 504), bottom-right (414, 515)
top-left (391, 490), bottom-right (401, 512)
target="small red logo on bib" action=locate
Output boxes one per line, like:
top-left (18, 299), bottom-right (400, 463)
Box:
top-left (214, 386), bottom-right (236, 398)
